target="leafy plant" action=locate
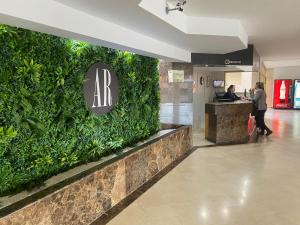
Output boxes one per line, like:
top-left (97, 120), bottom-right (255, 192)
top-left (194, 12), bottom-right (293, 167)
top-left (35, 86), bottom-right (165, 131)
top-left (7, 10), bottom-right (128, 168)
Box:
top-left (0, 24), bottom-right (160, 196)
top-left (0, 126), bottom-right (17, 157)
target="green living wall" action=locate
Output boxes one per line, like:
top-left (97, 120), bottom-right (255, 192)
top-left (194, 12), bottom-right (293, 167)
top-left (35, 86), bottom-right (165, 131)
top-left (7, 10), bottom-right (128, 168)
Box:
top-left (0, 25), bottom-right (160, 196)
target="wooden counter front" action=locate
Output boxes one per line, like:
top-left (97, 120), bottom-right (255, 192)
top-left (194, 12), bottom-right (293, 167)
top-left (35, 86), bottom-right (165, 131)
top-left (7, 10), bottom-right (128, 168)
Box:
top-left (205, 101), bottom-right (253, 144)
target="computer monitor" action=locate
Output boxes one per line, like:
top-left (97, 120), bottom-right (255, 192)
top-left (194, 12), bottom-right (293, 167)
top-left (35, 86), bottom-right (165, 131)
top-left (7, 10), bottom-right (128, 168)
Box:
top-left (213, 80), bottom-right (225, 88)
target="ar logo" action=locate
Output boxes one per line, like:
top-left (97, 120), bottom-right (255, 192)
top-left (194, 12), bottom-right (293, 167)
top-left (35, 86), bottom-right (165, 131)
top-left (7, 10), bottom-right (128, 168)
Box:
top-left (92, 68), bottom-right (112, 107)
top-left (84, 62), bottom-right (118, 115)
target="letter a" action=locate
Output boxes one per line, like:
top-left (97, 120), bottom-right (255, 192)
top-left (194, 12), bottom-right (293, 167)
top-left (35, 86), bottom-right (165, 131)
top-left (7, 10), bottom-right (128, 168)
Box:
top-left (92, 68), bottom-right (102, 107)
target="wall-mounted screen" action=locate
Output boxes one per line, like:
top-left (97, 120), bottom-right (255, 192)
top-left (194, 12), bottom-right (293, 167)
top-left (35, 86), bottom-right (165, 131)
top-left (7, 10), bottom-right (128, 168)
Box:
top-left (294, 80), bottom-right (300, 109)
top-left (213, 80), bottom-right (225, 88)
top-left (273, 79), bottom-right (293, 109)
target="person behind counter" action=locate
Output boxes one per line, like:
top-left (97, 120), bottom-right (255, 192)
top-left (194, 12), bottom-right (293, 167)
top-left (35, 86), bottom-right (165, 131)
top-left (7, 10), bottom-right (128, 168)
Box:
top-left (250, 82), bottom-right (273, 136)
top-left (223, 85), bottom-right (241, 101)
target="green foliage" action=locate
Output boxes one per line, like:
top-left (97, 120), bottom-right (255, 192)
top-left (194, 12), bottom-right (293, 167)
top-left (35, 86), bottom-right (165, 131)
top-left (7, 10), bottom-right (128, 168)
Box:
top-left (0, 24), bottom-right (160, 196)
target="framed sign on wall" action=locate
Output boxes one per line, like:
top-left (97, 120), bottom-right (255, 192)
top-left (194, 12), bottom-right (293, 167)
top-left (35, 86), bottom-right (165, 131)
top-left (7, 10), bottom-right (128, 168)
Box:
top-left (168, 70), bottom-right (184, 83)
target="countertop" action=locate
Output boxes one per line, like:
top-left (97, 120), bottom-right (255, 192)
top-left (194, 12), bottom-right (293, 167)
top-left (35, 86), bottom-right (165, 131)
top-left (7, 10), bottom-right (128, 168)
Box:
top-left (206, 100), bottom-right (253, 106)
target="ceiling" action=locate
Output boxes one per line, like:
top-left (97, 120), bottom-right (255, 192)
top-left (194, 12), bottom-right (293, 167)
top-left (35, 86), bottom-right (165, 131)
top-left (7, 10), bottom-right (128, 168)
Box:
top-left (2, 0), bottom-right (299, 66)
top-left (181, 0), bottom-right (300, 62)
top-left (54, 0), bottom-right (246, 54)
top-left (54, 0), bottom-right (300, 67)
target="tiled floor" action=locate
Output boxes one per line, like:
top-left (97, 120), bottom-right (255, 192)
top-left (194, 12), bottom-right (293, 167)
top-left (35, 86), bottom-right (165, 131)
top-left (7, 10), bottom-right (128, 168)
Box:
top-left (108, 109), bottom-right (300, 225)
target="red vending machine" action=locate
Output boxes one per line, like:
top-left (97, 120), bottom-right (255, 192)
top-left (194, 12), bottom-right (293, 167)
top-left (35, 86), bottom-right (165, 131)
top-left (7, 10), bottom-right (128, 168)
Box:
top-left (273, 79), bottom-right (293, 109)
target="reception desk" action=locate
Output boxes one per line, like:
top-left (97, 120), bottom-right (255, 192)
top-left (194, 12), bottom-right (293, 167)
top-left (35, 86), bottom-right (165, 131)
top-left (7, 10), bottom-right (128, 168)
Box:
top-left (205, 101), bottom-right (253, 144)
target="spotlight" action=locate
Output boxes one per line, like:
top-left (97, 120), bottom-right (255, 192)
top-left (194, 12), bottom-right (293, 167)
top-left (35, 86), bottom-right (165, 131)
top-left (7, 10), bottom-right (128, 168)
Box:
top-left (166, 0), bottom-right (187, 14)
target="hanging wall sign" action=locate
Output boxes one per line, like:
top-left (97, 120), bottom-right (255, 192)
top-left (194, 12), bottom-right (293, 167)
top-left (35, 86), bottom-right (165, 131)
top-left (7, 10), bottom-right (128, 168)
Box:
top-left (191, 44), bottom-right (260, 71)
top-left (84, 62), bottom-right (118, 115)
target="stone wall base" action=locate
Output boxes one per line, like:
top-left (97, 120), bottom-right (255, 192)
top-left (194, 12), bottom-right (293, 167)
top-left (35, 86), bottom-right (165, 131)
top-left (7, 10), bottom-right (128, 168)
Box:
top-left (0, 126), bottom-right (192, 225)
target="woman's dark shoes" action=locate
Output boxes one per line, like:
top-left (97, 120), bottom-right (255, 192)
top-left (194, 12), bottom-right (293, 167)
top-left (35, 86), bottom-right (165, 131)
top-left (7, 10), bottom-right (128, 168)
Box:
top-left (266, 130), bottom-right (273, 136)
top-left (257, 131), bottom-right (265, 135)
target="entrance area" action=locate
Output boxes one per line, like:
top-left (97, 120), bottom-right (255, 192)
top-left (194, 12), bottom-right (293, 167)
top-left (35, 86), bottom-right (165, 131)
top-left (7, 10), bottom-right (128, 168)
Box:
top-left (159, 62), bottom-right (260, 147)
top-left (159, 62), bottom-right (226, 147)
top-left (2, 1), bottom-right (300, 224)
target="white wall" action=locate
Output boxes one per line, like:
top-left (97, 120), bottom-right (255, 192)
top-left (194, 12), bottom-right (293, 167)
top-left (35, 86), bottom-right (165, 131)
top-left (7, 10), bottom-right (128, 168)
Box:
top-left (266, 66), bottom-right (300, 106)
top-left (225, 72), bottom-right (259, 93)
top-left (252, 72), bottom-right (260, 89)
top-left (193, 67), bottom-right (225, 132)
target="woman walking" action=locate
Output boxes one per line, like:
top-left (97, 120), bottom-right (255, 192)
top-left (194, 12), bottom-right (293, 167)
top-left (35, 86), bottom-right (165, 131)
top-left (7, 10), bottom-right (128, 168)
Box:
top-left (251, 82), bottom-right (273, 136)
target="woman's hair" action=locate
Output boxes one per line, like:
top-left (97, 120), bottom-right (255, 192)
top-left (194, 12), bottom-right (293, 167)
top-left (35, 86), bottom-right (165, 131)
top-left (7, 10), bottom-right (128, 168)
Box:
top-left (227, 85), bottom-right (235, 93)
top-left (256, 82), bottom-right (264, 90)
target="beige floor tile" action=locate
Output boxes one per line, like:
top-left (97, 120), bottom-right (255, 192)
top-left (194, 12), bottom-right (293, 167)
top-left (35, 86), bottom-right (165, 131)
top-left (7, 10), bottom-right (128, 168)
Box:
top-left (108, 109), bottom-right (300, 225)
